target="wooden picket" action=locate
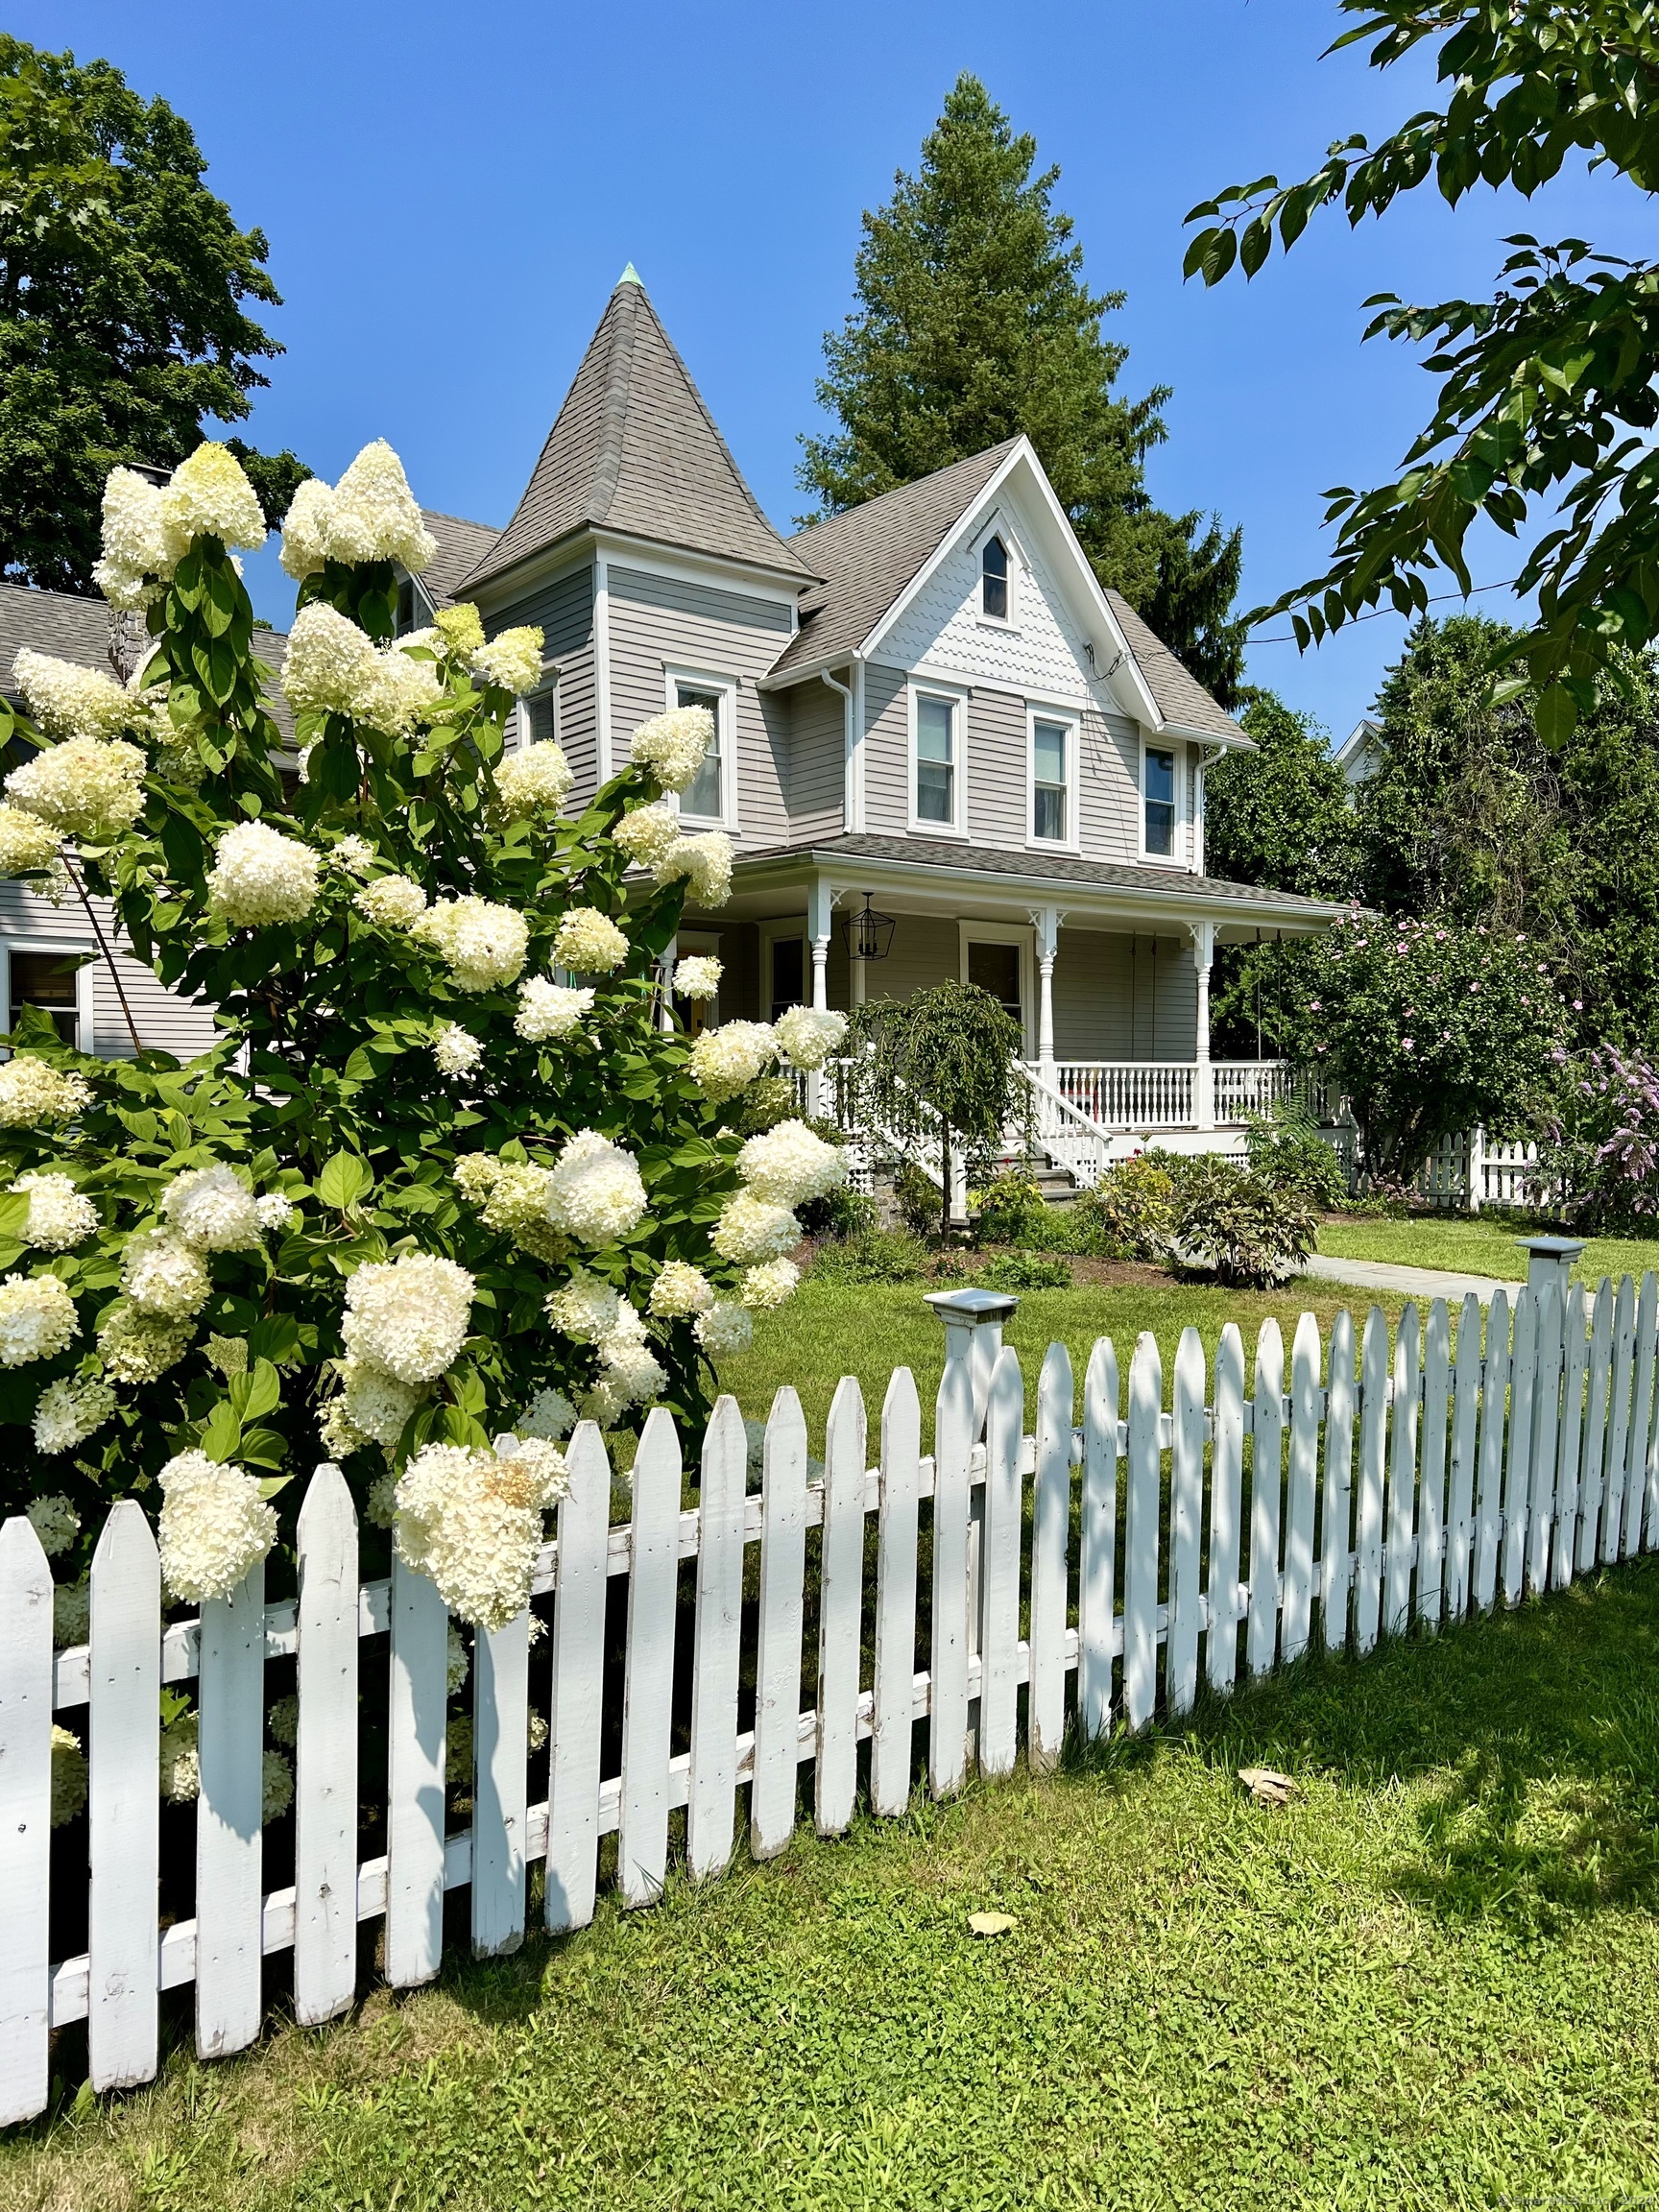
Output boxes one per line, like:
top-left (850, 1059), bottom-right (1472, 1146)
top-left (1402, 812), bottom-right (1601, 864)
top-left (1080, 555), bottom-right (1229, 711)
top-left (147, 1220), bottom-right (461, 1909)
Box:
top-left (7, 1270), bottom-right (1659, 2126)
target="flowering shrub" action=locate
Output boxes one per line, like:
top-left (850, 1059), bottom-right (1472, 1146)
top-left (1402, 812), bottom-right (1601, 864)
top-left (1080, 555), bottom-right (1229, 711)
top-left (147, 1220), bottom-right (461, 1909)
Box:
top-left (0, 439), bottom-right (846, 1625)
top-left (1542, 1045), bottom-right (1659, 1231)
top-left (1274, 910), bottom-right (1566, 1185)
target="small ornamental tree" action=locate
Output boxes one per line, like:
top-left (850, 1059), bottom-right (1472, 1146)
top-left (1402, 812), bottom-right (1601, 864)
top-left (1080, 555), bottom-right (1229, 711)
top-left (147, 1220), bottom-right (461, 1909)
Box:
top-left (1271, 910), bottom-right (1565, 1185)
top-left (0, 440), bottom-right (847, 1631)
top-left (848, 980), bottom-right (1026, 1236)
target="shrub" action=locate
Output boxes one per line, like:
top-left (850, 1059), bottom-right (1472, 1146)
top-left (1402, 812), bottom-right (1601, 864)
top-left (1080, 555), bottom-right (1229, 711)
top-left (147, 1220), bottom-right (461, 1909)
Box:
top-left (1072, 1153), bottom-right (1176, 1261)
top-left (798, 1182), bottom-right (878, 1241)
top-left (1169, 1157), bottom-right (1316, 1287)
top-left (809, 1229), bottom-right (931, 1285)
top-left (979, 1247), bottom-right (1072, 1291)
top-left (1242, 1096), bottom-right (1348, 1213)
top-left (970, 1171), bottom-right (1047, 1245)
top-left (1541, 1045), bottom-right (1659, 1232)
top-left (892, 1159), bottom-right (941, 1238)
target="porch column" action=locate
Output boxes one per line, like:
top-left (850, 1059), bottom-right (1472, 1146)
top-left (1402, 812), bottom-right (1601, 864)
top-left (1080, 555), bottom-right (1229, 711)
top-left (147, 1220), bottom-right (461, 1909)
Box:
top-left (1189, 921), bottom-right (1215, 1130)
top-left (1028, 905), bottom-right (1063, 1082)
top-left (806, 875), bottom-right (835, 1116)
top-left (657, 950), bottom-right (675, 1034)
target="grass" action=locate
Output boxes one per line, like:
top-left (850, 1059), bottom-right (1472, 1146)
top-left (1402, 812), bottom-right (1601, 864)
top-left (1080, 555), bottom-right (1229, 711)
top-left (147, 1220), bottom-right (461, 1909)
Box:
top-left (1317, 1212), bottom-right (1659, 1287)
top-left (714, 1274), bottom-right (1412, 1446)
top-left (10, 1561), bottom-right (1659, 2206)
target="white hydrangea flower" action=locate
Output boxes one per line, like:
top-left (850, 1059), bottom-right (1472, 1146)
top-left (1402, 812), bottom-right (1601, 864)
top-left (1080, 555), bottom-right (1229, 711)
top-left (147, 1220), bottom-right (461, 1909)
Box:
top-left (256, 1193), bottom-right (296, 1235)
top-left (471, 627), bottom-right (544, 695)
top-left (23, 853), bottom-right (72, 907)
top-left (162, 1163), bottom-right (263, 1251)
top-left (206, 820), bottom-right (322, 928)
top-left (336, 1355), bottom-right (422, 1449)
top-left (0, 803), bottom-right (61, 876)
top-left (26, 1492), bottom-right (79, 1556)
top-left (53, 1576), bottom-right (90, 1647)
top-left (268, 1692), bottom-right (300, 1746)
top-left (0, 1272), bottom-right (79, 1364)
top-left (331, 440), bottom-right (437, 568)
top-left (51, 1725), bottom-right (87, 1826)
top-left (0, 1057), bottom-right (91, 1127)
top-left (206, 1334), bottom-right (248, 1379)
top-left (736, 1119), bottom-right (848, 1207)
top-left (476, 1160), bottom-right (554, 1238)
top-left (12, 1170), bottom-right (97, 1250)
top-left (545, 1266), bottom-right (621, 1343)
top-left (7, 735), bottom-right (146, 841)
top-left (695, 1301), bottom-right (753, 1357)
top-left (156, 1449), bottom-right (277, 1603)
top-left (280, 602), bottom-right (381, 715)
top-left (353, 873), bottom-right (428, 928)
top-left (262, 1750), bottom-right (295, 1822)
top-left (98, 1304), bottom-right (191, 1383)
top-left (277, 477), bottom-right (334, 582)
top-left (517, 1385), bottom-right (577, 1441)
top-left (653, 831), bottom-right (733, 907)
top-left (357, 642), bottom-right (445, 735)
top-left (552, 905), bottom-right (629, 974)
top-left (394, 1436), bottom-right (569, 1630)
top-left (34, 1374), bottom-right (115, 1455)
top-left (434, 1024), bottom-right (485, 1078)
top-left (122, 1228), bottom-right (211, 1320)
top-left (494, 739), bottom-right (571, 815)
top-left (12, 649), bottom-right (132, 739)
top-left (597, 1324), bottom-right (666, 1409)
top-left (712, 1190), bottom-right (802, 1264)
top-left (434, 603), bottom-right (485, 657)
top-left (673, 954), bottom-right (722, 1000)
top-left (515, 976), bottom-right (594, 1042)
top-left (775, 1004), bottom-right (849, 1070)
top-left (329, 832), bottom-right (376, 875)
top-left (452, 1153), bottom-right (503, 1206)
top-left (687, 1020), bottom-right (779, 1102)
top-left (445, 1627), bottom-right (470, 1696)
top-left (96, 467), bottom-right (180, 606)
top-left (648, 1260), bottom-right (714, 1317)
top-left (544, 1130), bottom-right (648, 1246)
top-left (739, 1258), bottom-right (801, 1310)
top-left (613, 803), bottom-right (680, 866)
top-left (342, 1252), bottom-right (475, 1384)
top-left (629, 706), bottom-right (713, 793)
top-left (161, 443), bottom-right (267, 552)
top-left (159, 1710), bottom-right (201, 1804)
top-left (413, 895), bottom-right (530, 992)
top-left (527, 1708), bottom-right (549, 1752)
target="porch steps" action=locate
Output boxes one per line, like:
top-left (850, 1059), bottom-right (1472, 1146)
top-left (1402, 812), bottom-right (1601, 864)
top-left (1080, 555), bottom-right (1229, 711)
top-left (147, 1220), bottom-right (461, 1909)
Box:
top-left (992, 1153), bottom-right (1082, 1208)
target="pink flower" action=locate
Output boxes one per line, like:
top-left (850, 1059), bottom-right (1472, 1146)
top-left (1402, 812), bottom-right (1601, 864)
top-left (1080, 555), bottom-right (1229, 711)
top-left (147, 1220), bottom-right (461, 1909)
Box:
top-left (1401, 1037), bottom-right (1414, 1051)
top-left (1574, 999), bottom-right (1583, 1011)
top-left (1310, 999), bottom-right (1321, 1012)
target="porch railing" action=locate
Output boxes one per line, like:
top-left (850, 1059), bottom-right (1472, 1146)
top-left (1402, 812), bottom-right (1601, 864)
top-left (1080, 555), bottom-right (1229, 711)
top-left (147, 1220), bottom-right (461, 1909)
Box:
top-left (1032, 1060), bottom-right (1305, 1131)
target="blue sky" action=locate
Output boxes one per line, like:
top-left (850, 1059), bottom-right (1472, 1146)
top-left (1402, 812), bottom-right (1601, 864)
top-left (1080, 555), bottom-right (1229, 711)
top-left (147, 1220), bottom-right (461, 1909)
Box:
top-left (26, 1), bottom-right (1650, 737)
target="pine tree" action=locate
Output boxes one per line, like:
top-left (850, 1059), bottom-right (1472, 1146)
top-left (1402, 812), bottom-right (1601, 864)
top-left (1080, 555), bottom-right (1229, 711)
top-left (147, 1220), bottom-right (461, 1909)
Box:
top-left (800, 74), bottom-right (1246, 703)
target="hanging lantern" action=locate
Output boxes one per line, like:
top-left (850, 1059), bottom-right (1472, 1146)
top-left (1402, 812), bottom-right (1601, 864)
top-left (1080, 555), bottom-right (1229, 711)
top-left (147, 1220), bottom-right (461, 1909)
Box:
top-left (842, 891), bottom-right (895, 963)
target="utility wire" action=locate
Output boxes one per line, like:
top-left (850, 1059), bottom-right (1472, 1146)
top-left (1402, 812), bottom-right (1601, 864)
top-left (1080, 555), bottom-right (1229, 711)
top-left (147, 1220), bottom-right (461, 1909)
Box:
top-left (1251, 576), bottom-right (1520, 643)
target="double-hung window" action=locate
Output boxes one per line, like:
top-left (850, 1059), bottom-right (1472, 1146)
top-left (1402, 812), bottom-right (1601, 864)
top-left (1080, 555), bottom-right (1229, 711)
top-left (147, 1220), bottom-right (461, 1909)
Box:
top-left (520, 678), bottom-right (558, 749)
top-left (1032, 718), bottom-right (1069, 843)
top-left (675, 679), bottom-right (725, 822)
top-left (914, 692), bottom-right (957, 827)
top-left (6, 949), bottom-right (88, 1048)
top-left (1143, 744), bottom-right (1176, 858)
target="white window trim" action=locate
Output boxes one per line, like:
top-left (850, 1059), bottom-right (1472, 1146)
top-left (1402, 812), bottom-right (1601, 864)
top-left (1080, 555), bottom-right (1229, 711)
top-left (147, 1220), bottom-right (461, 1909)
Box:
top-left (973, 515), bottom-right (1019, 631)
top-left (0, 936), bottom-right (96, 1056)
top-left (1140, 734), bottom-right (1182, 866)
top-left (958, 920), bottom-right (1034, 1057)
top-left (1026, 703), bottom-right (1081, 854)
top-left (663, 663), bottom-right (738, 830)
top-left (514, 658), bottom-right (562, 751)
top-left (907, 677), bottom-right (969, 838)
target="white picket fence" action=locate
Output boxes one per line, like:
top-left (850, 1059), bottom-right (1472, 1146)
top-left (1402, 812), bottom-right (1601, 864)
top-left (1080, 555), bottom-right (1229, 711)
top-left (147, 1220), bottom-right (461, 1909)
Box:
top-left (1412, 1128), bottom-right (1544, 1213)
top-left (4, 1270), bottom-right (1659, 2125)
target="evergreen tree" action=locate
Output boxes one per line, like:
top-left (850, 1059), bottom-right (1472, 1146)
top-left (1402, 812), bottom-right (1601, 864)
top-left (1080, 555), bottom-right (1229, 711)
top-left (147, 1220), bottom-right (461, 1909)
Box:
top-left (1204, 690), bottom-right (1360, 901)
top-left (0, 37), bottom-right (308, 593)
top-left (800, 74), bottom-right (1246, 702)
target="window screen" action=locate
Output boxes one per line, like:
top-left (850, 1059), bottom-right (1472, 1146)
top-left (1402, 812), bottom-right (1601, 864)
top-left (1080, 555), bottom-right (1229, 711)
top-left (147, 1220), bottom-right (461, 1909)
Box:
top-left (1032, 720), bottom-right (1068, 841)
top-left (1144, 747), bottom-right (1176, 857)
top-left (677, 685), bottom-right (723, 819)
top-left (968, 940), bottom-right (1022, 1026)
top-left (10, 951), bottom-right (83, 1046)
top-left (915, 694), bottom-right (955, 824)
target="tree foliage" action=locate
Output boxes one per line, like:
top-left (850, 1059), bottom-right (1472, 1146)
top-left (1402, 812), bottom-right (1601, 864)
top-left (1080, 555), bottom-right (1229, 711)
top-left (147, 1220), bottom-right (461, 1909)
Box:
top-left (1204, 690), bottom-right (1362, 899)
top-left (803, 73), bottom-right (1247, 703)
top-left (0, 37), bottom-right (308, 591)
top-left (1186, 2), bottom-right (1659, 744)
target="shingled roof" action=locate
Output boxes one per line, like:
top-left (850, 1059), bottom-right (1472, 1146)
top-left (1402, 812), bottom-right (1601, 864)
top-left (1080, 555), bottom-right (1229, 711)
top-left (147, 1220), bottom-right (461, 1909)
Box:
top-left (767, 442), bottom-right (1019, 681)
top-left (463, 272), bottom-right (812, 592)
top-left (419, 511), bottom-right (501, 608)
top-left (1103, 589), bottom-right (1242, 742)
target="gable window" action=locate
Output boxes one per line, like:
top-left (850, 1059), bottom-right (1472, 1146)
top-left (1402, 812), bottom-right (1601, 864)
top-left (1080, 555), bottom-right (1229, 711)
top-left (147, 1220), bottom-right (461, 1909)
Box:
top-left (395, 578), bottom-right (419, 636)
top-left (913, 691), bottom-right (959, 828)
top-left (670, 674), bottom-right (733, 824)
top-left (1032, 718), bottom-right (1069, 842)
top-left (1143, 744), bottom-right (1177, 859)
top-left (980, 535), bottom-right (1009, 621)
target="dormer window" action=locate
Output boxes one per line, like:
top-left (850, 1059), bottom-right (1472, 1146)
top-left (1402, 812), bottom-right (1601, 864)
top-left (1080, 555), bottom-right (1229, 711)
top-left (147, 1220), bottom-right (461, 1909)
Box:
top-left (980, 535), bottom-right (1009, 620)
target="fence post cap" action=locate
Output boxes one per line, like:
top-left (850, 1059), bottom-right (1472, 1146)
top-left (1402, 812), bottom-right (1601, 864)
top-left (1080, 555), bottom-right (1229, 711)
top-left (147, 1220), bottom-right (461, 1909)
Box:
top-left (1517, 1235), bottom-right (1585, 1261)
top-left (924, 1286), bottom-right (1021, 1327)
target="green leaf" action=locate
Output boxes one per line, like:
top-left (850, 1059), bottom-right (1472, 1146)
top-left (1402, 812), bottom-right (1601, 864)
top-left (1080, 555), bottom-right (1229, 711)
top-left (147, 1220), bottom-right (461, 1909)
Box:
top-left (239, 1427), bottom-right (288, 1469)
top-left (202, 1399), bottom-right (243, 1463)
top-left (244, 1356), bottom-right (281, 1423)
top-left (1533, 681), bottom-right (1580, 750)
top-left (0, 1190), bottom-right (31, 1238)
top-left (318, 1152), bottom-right (373, 1211)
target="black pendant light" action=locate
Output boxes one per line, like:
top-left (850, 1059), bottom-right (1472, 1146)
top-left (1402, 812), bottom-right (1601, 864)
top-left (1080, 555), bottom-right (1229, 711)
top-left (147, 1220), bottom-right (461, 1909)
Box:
top-left (842, 891), bottom-right (895, 963)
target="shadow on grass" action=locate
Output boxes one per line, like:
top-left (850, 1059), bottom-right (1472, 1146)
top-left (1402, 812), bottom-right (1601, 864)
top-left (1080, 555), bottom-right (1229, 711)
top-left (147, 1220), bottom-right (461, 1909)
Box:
top-left (1066, 1553), bottom-right (1659, 1936)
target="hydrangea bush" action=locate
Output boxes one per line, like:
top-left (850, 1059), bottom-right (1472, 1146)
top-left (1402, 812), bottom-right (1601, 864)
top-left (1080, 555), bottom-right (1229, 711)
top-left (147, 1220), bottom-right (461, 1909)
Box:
top-left (0, 440), bottom-right (847, 1629)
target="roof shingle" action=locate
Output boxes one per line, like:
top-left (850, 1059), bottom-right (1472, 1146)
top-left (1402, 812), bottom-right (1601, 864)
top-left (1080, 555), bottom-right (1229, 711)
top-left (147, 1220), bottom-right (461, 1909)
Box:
top-left (418, 511), bottom-right (502, 608)
top-left (1102, 590), bottom-right (1243, 743)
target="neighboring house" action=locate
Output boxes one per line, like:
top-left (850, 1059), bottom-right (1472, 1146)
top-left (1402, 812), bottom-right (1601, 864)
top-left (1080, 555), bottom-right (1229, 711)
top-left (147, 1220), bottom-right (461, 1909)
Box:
top-left (0, 266), bottom-right (1342, 1163)
top-left (1335, 717), bottom-right (1382, 788)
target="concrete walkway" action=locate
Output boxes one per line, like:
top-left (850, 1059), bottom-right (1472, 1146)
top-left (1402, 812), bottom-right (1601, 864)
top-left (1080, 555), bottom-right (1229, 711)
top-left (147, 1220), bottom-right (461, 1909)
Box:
top-left (1301, 1252), bottom-right (1525, 1306)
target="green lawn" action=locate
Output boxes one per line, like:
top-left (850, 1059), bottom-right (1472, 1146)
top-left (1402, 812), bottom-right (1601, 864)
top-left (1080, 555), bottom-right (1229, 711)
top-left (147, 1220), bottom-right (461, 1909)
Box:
top-left (1317, 1214), bottom-right (1659, 1288)
top-left (11, 1561), bottom-right (1659, 2207)
top-left (715, 1274), bottom-right (1411, 1447)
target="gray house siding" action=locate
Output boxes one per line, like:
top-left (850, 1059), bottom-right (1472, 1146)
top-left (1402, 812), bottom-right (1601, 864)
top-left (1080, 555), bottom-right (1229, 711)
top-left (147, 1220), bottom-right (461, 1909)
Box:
top-left (1078, 712), bottom-right (1142, 867)
top-left (606, 566), bottom-right (794, 845)
top-left (0, 883), bottom-right (217, 1063)
top-left (783, 675), bottom-right (845, 840)
top-left (966, 685), bottom-right (1026, 848)
top-left (487, 564), bottom-right (597, 805)
top-left (1052, 926), bottom-right (1197, 1060)
top-left (860, 664), bottom-right (909, 836)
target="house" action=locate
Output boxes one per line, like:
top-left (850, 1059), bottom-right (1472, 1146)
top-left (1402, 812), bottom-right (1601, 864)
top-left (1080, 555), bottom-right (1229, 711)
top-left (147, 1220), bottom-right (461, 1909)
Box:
top-left (1334, 716), bottom-right (1382, 788)
top-left (0, 267), bottom-right (1341, 1170)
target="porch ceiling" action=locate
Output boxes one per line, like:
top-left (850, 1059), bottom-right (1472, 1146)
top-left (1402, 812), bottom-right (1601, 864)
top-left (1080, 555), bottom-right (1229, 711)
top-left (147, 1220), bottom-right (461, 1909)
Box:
top-left (712, 834), bottom-right (1344, 938)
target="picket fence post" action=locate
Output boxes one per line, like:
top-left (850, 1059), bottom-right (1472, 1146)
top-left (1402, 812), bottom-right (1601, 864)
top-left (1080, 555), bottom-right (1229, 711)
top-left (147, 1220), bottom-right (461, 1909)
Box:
top-left (928, 1356), bottom-right (974, 1796)
top-left (0, 1515), bottom-right (53, 2128)
top-left (195, 1558), bottom-right (265, 2058)
top-left (88, 1501), bottom-right (160, 2093)
top-left (1078, 1337), bottom-right (1119, 1736)
top-left (1208, 1323), bottom-right (1246, 1690)
top-left (750, 1391), bottom-right (805, 1862)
